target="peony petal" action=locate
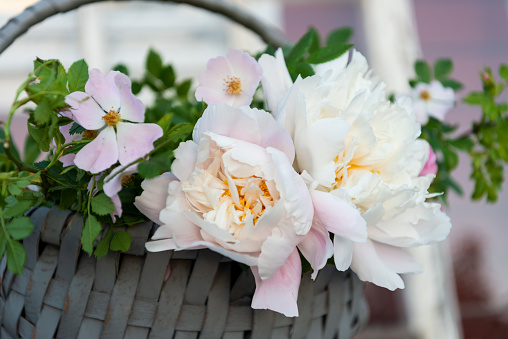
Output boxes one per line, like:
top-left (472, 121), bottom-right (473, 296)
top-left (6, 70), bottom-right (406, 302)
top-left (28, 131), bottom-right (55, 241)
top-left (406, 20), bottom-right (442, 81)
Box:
top-left (298, 220), bottom-right (334, 279)
top-left (85, 69), bottom-right (121, 112)
top-left (116, 122), bottom-right (163, 165)
top-left (311, 190), bottom-right (367, 242)
top-left (115, 72), bottom-right (144, 122)
top-left (65, 91), bottom-right (105, 130)
top-left (134, 173), bottom-right (177, 225)
top-left (257, 226), bottom-right (300, 280)
top-left (333, 235), bottom-right (354, 271)
top-left (258, 48), bottom-right (293, 112)
top-left (374, 243), bottom-right (422, 274)
top-left (171, 140), bottom-right (198, 182)
top-left (350, 239), bottom-right (405, 290)
top-left (251, 249), bottom-right (301, 317)
top-left (74, 126), bottom-right (118, 173)
top-left (145, 238), bottom-right (177, 252)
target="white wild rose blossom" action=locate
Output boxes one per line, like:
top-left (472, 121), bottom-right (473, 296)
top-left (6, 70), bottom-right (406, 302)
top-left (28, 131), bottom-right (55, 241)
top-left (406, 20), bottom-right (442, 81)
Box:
top-left (260, 49), bottom-right (452, 290)
top-left (136, 104), bottom-right (314, 316)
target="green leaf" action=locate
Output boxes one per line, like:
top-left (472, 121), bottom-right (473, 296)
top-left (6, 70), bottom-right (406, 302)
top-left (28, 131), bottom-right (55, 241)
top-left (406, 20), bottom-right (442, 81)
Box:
top-left (112, 63), bottom-right (129, 76)
top-left (6, 216), bottom-right (34, 240)
top-left (499, 64), bottom-right (508, 84)
top-left (177, 79), bottom-right (192, 98)
top-left (292, 62), bottom-right (315, 79)
top-left (306, 43), bottom-right (352, 64)
top-left (442, 148), bottom-right (459, 171)
top-left (27, 123), bottom-right (51, 152)
top-left (3, 196), bottom-right (33, 218)
top-left (0, 230), bottom-right (6, 259)
top-left (82, 214), bottom-right (102, 255)
top-left (415, 60), bottom-right (432, 83)
top-left (138, 152), bottom-right (172, 179)
top-left (6, 240), bottom-right (25, 275)
top-left (91, 193), bottom-right (115, 216)
top-left (67, 59), bottom-right (89, 92)
top-left (449, 136), bottom-right (474, 151)
top-left (69, 122), bottom-right (85, 135)
top-left (146, 49), bottom-right (163, 78)
top-left (463, 92), bottom-right (488, 106)
top-left (326, 27), bottom-right (353, 46)
top-left (161, 65), bottom-right (176, 88)
top-left (24, 133), bottom-right (41, 165)
top-left (434, 59), bottom-right (453, 80)
top-left (132, 81), bottom-right (142, 95)
top-left (94, 227), bottom-right (113, 258)
top-left (33, 98), bottom-right (52, 125)
top-left (440, 79), bottom-right (463, 91)
top-left (308, 27), bottom-right (320, 53)
top-left (59, 189), bottom-right (76, 210)
top-left (110, 231), bottom-right (132, 252)
top-left (7, 183), bottom-right (23, 196)
top-left (286, 29), bottom-right (316, 66)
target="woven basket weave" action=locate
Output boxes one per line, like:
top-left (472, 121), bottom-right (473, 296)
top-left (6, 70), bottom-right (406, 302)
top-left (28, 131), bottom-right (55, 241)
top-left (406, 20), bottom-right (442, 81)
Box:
top-left (1, 207), bottom-right (368, 338)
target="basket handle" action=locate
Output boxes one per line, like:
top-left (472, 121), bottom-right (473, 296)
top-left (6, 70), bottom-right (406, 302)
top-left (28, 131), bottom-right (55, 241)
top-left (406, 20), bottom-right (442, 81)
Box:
top-left (0, 0), bottom-right (287, 55)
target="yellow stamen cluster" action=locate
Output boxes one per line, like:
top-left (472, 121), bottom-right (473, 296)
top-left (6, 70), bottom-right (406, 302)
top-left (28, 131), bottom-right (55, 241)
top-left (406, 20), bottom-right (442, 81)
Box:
top-left (121, 174), bottom-right (134, 186)
top-left (102, 110), bottom-right (121, 126)
top-left (224, 76), bottom-right (242, 95)
top-left (83, 130), bottom-right (99, 139)
top-left (420, 90), bottom-right (431, 101)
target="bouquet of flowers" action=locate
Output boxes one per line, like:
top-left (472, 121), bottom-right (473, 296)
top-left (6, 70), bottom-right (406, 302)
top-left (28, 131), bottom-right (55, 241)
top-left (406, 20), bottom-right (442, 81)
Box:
top-left (1, 25), bottom-right (507, 318)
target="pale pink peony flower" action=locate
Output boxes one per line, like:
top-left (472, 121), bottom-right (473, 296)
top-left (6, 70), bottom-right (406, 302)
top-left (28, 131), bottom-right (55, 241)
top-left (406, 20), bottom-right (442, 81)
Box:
top-left (411, 80), bottom-right (455, 125)
top-left (420, 145), bottom-right (438, 177)
top-left (103, 164), bottom-right (138, 219)
top-left (136, 104), bottom-right (314, 316)
top-left (195, 49), bottom-right (262, 107)
top-left (65, 69), bottom-right (163, 174)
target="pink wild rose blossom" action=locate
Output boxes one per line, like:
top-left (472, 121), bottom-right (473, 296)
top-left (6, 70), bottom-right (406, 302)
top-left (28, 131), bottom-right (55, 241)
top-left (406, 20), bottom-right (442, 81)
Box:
top-left (195, 49), bottom-right (263, 107)
top-left (65, 69), bottom-right (163, 174)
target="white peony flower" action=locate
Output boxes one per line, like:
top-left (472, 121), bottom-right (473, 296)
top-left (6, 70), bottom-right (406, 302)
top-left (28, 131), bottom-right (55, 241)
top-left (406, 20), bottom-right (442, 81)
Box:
top-left (260, 49), bottom-right (451, 290)
top-left (136, 104), bottom-right (314, 316)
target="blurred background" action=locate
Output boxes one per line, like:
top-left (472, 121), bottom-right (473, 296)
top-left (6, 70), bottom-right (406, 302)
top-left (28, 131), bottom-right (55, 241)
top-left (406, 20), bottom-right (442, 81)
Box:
top-left (1, 0), bottom-right (508, 338)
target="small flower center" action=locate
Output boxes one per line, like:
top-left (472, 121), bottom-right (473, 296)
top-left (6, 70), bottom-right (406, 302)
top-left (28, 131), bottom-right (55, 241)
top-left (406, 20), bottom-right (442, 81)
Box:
top-left (82, 130), bottom-right (98, 139)
top-left (420, 90), bottom-right (431, 101)
top-left (224, 76), bottom-right (242, 95)
top-left (121, 174), bottom-right (134, 186)
top-left (102, 110), bottom-right (121, 126)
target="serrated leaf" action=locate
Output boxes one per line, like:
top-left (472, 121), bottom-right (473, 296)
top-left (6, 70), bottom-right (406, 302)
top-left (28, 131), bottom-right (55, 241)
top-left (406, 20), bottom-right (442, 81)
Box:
top-left (82, 214), bottom-right (102, 255)
top-left (434, 59), bottom-right (453, 80)
top-left (291, 62), bottom-right (315, 79)
top-left (138, 152), bottom-right (172, 179)
top-left (3, 196), bottom-right (33, 218)
top-left (69, 122), bottom-right (85, 135)
top-left (308, 27), bottom-right (320, 53)
top-left (68, 59), bottom-right (89, 92)
top-left (306, 43), bottom-right (352, 64)
top-left (147, 49), bottom-right (163, 78)
top-left (463, 92), bottom-right (488, 106)
top-left (326, 27), bottom-right (353, 46)
top-left (94, 227), bottom-right (113, 258)
top-left (7, 240), bottom-right (25, 275)
top-left (415, 60), bottom-right (432, 83)
top-left (110, 231), bottom-right (132, 252)
top-left (286, 29), bottom-right (316, 66)
top-left (442, 148), bottom-right (459, 171)
top-left (27, 123), bottom-right (51, 152)
top-left (6, 216), bottom-right (34, 240)
top-left (33, 98), bottom-right (52, 125)
top-left (7, 183), bottom-right (23, 196)
top-left (0, 230), bottom-right (6, 259)
top-left (91, 193), bottom-right (115, 216)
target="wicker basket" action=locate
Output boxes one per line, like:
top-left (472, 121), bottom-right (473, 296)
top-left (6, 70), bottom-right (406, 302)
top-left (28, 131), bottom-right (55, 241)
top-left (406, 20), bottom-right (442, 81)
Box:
top-left (1, 207), bottom-right (368, 339)
top-left (0, 1), bottom-right (369, 338)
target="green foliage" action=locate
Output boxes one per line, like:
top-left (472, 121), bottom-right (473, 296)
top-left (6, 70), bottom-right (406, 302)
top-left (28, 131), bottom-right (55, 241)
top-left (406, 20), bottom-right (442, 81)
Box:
top-left (110, 231), bottom-right (132, 252)
top-left (284, 26), bottom-right (353, 81)
top-left (91, 193), bottom-right (116, 216)
top-left (410, 58), bottom-right (463, 90)
top-left (82, 214), bottom-right (102, 255)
